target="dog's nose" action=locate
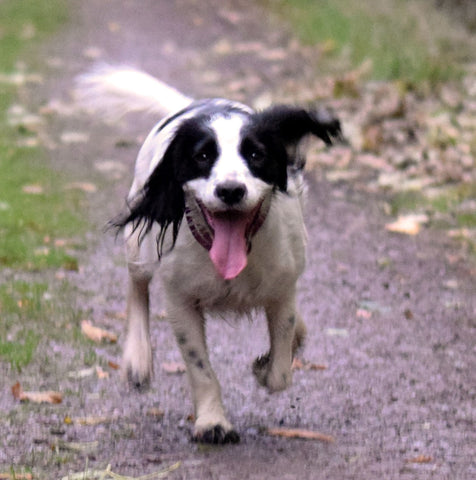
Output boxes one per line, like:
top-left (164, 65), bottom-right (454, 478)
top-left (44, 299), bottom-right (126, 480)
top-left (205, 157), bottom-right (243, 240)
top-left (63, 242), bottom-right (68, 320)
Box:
top-left (215, 181), bottom-right (247, 206)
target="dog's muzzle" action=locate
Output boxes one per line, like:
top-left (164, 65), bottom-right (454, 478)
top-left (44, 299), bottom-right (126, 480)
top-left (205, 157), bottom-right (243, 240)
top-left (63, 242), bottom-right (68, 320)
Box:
top-left (184, 193), bottom-right (271, 280)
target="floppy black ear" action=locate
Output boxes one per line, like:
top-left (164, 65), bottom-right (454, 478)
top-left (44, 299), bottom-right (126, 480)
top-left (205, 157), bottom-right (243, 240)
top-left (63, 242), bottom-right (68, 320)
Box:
top-left (112, 139), bottom-right (185, 257)
top-left (254, 105), bottom-right (342, 148)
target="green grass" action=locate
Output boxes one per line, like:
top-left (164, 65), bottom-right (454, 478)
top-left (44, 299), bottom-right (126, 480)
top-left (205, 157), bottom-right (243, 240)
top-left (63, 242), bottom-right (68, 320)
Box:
top-left (0, 281), bottom-right (46, 370)
top-left (268, 0), bottom-right (470, 85)
top-left (0, 0), bottom-right (87, 270)
top-left (390, 183), bottom-right (476, 228)
top-left (0, 0), bottom-right (68, 71)
top-left (0, 279), bottom-right (91, 371)
top-left (0, 1), bottom-right (89, 370)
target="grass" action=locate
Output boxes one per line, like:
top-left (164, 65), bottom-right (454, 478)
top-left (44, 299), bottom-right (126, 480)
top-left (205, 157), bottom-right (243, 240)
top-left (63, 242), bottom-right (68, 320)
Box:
top-left (0, 278), bottom-right (96, 371)
top-left (0, 1), bottom-right (90, 370)
top-left (0, 0), bottom-right (86, 271)
top-left (390, 183), bottom-right (476, 231)
top-left (268, 0), bottom-right (471, 85)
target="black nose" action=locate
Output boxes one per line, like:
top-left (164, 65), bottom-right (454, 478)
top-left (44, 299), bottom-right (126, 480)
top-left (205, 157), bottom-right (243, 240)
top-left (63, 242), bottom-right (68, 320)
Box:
top-left (215, 181), bottom-right (247, 206)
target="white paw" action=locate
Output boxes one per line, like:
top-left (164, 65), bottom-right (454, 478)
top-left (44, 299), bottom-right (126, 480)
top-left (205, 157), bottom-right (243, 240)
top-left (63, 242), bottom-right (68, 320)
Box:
top-left (122, 339), bottom-right (152, 390)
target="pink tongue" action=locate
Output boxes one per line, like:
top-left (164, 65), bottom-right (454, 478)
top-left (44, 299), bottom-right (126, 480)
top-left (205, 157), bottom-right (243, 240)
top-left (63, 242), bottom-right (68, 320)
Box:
top-left (209, 214), bottom-right (249, 280)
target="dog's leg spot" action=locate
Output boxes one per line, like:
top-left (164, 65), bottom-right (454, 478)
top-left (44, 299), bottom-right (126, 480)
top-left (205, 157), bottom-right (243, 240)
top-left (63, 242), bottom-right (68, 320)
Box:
top-left (188, 349), bottom-right (198, 359)
top-left (177, 333), bottom-right (187, 345)
top-left (288, 315), bottom-right (295, 326)
top-left (196, 359), bottom-right (205, 370)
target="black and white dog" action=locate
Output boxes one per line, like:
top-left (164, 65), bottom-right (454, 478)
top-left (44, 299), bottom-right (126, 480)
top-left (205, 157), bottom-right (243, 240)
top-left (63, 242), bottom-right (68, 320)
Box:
top-left (77, 66), bottom-right (341, 444)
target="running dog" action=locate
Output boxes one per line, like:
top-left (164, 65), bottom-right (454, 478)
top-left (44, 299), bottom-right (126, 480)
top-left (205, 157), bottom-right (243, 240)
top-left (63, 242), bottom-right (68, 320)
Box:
top-left (77, 66), bottom-right (341, 443)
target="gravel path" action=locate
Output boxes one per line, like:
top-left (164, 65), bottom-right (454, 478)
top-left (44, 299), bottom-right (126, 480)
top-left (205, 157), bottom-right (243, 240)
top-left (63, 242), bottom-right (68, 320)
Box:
top-left (1, 1), bottom-right (475, 478)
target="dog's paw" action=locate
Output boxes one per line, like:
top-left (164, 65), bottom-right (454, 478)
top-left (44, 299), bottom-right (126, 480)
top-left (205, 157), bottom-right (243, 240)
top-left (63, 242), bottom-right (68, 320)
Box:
top-left (252, 353), bottom-right (292, 393)
top-left (192, 413), bottom-right (239, 444)
top-left (122, 347), bottom-right (152, 391)
top-left (193, 425), bottom-right (240, 444)
top-left (123, 366), bottom-right (151, 391)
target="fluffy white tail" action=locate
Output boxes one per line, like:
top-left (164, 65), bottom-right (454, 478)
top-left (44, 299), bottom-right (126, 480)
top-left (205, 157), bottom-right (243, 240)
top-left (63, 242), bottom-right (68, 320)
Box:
top-left (75, 65), bottom-right (193, 121)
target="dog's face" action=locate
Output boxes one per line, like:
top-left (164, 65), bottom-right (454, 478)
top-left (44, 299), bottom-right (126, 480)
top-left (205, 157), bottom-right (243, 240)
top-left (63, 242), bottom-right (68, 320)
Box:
top-left (115, 100), bottom-right (341, 279)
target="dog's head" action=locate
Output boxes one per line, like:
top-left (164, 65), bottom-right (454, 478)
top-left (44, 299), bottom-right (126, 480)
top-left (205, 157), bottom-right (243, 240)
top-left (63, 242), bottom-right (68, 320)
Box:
top-left (115, 100), bottom-right (341, 279)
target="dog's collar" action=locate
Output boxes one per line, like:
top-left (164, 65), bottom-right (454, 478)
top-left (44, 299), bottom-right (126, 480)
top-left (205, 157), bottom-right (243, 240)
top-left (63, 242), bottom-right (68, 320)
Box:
top-left (184, 194), bottom-right (271, 253)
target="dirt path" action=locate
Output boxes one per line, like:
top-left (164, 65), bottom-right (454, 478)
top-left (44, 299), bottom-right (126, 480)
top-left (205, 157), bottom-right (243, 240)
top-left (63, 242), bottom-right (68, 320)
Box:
top-left (1, 0), bottom-right (475, 478)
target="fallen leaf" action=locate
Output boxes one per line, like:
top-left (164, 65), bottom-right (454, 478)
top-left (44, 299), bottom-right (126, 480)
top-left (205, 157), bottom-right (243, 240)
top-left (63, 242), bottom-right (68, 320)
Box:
top-left (108, 360), bottom-right (120, 370)
top-left (325, 328), bottom-right (349, 337)
top-left (0, 474), bottom-right (33, 480)
top-left (68, 367), bottom-right (95, 379)
top-left (64, 182), bottom-right (97, 193)
top-left (82, 46), bottom-right (103, 59)
top-left (60, 461), bottom-right (181, 480)
top-left (95, 365), bottom-right (109, 379)
top-left (147, 408), bottom-right (165, 419)
top-left (22, 184), bottom-right (44, 194)
top-left (81, 320), bottom-right (117, 343)
top-left (356, 308), bottom-right (372, 319)
top-left (12, 382), bottom-right (62, 404)
top-left (161, 361), bottom-right (186, 374)
top-left (385, 214), bottom-right (429, 235)
top-left (267, 427), bottom-right (335, 443)
top-left (73, 416), bottom-right (113, 426)
top-left (60, 131), bottom-right (89, 144)
top-left (406, 455), bottom-right (433, 464)
top-left (55, 440), bottom-right (98, 453)
top-left (292, 358), bottom-right (327, 371)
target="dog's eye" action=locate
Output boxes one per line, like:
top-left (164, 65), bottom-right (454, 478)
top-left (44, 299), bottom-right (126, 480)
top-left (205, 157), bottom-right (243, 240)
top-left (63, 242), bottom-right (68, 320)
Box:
top-left (248, 150), bottom-right (264, 166)
top-left (194, 150), bottom-right (214, 166)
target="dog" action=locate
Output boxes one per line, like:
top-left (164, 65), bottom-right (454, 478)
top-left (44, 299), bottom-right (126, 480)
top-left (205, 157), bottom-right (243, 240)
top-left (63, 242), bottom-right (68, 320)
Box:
top-left (77, 66), bottom-right (341, 444)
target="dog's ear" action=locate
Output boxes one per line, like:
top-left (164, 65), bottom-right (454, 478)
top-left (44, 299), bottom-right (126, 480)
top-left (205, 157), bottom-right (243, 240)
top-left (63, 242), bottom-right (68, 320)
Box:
top-left (111, 135), bottom-right (186, 257)
top-left (254, 105), bottom-right (342, 148)
top-left (247, 106), bottom-right (342, 191)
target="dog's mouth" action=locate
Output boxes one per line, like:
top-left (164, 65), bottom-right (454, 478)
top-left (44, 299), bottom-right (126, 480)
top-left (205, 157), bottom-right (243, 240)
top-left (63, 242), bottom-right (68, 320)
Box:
top-left (185, 195), bottom-right (270, 280)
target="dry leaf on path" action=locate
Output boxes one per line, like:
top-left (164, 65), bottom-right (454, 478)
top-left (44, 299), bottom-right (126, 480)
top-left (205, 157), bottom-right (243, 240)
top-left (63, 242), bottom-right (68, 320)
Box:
top-left (64, 182), bottom-right (97, 193)
top-left (60, 460), bottom-right (181, 480)
top-left (406, 455), bottom-right (433, 464)
top-left (356, 308), bottom-right (372, 319)
top-left (108, 360), bottom-right (120, 370)
top-left (292, 358), bottom-right (327, 371)
top-left (0, 474), bottom-right (33, 480)
top-left (267, 427), bottom-right (335, 443)
top-left (147, 408), bottom-right (165, 419)
top-left (11, 382), bottom-right (62, 404)
top-left (81, 320), bottom-right (117, 343)
top-left (161, 361), bottom-right (186, 374)
top-left (385, 214), bottom-right (429, 236)
top-left (95, 365), bottom-right (109, 379)
top-left (22, 184), bottom-right (44, 194)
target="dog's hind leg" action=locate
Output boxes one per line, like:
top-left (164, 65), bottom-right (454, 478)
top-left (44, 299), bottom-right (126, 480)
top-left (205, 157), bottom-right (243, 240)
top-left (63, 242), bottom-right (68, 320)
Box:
top-left (122, 225), bottom-right (157, 389)
top-left (166, 297), bottom-right (239, 444)
top-left (253, 293), bottom-right (305, 393)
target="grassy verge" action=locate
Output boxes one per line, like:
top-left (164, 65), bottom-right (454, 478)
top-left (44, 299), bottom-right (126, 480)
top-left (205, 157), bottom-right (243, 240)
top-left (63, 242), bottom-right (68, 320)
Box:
top-left (0, 0), bottom-right (88, 369)
top-left (268, 0), bottom-right (470, 84)
top-left (0, 0), bottom-right (85, 271)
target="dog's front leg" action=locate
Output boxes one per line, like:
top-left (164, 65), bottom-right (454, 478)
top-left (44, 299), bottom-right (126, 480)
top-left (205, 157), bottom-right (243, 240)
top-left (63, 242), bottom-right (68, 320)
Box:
top-left (253, 294), bottom-right (305, 393)
top-left (122, 267), bottom-right (153, 389)
top-left (167, 300), bottom-right (239, 444)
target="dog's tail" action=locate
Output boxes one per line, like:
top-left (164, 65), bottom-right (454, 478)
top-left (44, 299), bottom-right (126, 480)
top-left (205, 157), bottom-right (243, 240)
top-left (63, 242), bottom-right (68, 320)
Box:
top-left (75, 64), bottom-right (193, 121)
